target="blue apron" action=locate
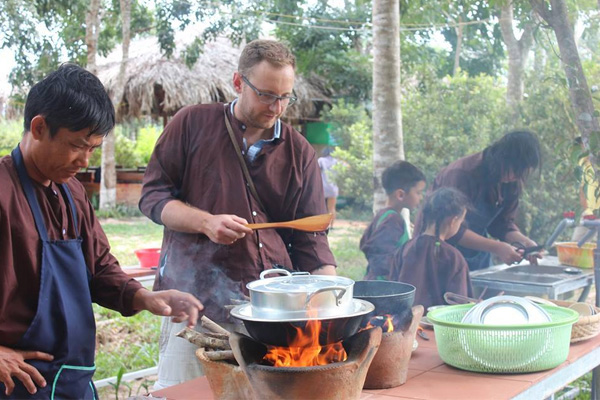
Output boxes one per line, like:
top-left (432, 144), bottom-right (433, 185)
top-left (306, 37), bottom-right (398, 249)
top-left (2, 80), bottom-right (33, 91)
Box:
top-left (2, 146), bottom-right (97, 399)
top-left (457, 186), bottom-right (507, 271)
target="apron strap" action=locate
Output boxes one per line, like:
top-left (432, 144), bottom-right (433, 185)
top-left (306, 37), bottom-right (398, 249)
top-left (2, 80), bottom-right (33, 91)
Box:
top-left (11, 145), bottom-right (50, 241)
top-left (59, 184), bottom-right (80, 236)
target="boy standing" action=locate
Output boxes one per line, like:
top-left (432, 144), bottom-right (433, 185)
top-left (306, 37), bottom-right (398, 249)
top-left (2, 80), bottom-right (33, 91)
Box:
top-left (360, 161), bottom-right (426, 280)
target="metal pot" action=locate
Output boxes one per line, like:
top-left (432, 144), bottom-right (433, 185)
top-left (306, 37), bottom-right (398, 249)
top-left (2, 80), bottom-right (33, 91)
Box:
top-left (353, 280), bottom-right (416, 328)
top-left (246, 269), bottom-right (355, 318)
top-left (230, 299), bottom-right (374, 346)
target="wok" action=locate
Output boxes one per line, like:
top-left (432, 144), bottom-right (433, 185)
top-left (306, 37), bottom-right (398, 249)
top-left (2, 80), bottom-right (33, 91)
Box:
top-left (353, 280), bottom-right (416, 328)
top-left (230, 299), bottom-right (374, 347)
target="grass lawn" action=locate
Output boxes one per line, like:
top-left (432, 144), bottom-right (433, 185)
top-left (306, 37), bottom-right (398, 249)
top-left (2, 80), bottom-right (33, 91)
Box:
top-left (95, 216), bottom-right (368, 398)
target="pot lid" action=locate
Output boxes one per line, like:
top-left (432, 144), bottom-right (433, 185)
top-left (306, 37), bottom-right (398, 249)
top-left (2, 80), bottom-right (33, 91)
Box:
top-left (247, 275), bottom-right (354, 294)
top-left (230, 299), bottom-right (374, 322)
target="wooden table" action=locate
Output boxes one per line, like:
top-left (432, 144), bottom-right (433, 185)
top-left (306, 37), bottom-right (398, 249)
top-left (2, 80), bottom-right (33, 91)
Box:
top-left (151, 330), bottom-right (600, 400)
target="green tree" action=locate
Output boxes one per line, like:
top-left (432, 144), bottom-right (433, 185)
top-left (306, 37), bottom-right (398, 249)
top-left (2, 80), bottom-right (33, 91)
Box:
top-left (0, 0), bottom-right (153, 93)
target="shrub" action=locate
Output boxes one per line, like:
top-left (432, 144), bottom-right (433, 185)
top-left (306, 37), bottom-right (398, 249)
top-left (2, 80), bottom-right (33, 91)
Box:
top-left (322, 100), bottom-right (374, 211)
top-left (0, 120), bottom-right (22, 156)
top-left (402, 72), bottom-right (508, 184)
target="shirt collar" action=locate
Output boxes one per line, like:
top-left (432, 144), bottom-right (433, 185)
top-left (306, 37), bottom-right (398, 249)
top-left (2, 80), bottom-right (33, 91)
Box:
top-left (230, 98), bottom-right (281, 140)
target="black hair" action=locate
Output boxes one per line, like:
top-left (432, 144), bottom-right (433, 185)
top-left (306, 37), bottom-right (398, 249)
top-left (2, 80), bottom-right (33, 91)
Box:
top-left (480, 130), bottom-right (541, 187)
top-left (381, 161), bottom-right (426, 195)
top-left (420, 187), bottom-right (470, 257)
top-left (23, 63), bottom-right (115, 138)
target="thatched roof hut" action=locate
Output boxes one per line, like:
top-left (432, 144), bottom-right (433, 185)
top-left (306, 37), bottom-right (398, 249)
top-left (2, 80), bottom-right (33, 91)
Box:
top-left (97, 36), bottom-right (331, 126)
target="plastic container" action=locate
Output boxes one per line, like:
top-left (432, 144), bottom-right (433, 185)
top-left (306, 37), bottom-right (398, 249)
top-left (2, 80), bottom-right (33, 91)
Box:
top-left (556, 242), bottom-right (596, 268)
top-left (428, 304), bottom-right (578, 373)
top-left (134, 248), bottom-right (161, 269)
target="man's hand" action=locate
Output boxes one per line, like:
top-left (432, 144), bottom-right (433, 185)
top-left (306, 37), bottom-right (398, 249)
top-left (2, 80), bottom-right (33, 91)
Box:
top-left (133, 289), bottom-right (204, 328)
top-left (160, 201), bottom-right (252, 245)
top-left (0, 345), bottom-right (53, 396)
top-left (311, 265), bottom-right (337, 275)
top-left (202, 214), bottom-right (253, 245)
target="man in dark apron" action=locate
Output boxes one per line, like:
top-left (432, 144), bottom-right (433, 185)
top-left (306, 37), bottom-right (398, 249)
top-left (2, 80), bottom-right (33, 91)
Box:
top-left (0, 64), bottom-right (203, 399)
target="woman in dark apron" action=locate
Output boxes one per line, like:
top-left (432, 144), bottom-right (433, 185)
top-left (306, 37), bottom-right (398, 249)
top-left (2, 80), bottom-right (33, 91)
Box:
top-left (430, 130), bottom-right (542, 271)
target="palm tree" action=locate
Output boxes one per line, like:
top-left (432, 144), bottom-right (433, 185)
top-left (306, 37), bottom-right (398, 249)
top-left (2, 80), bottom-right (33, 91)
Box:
top-left (372, 0), bottom-right (404, 210)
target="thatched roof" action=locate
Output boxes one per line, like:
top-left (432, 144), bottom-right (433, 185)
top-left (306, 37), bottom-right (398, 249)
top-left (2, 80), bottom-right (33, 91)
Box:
top-left (97, 36), bottom-right (331, 124)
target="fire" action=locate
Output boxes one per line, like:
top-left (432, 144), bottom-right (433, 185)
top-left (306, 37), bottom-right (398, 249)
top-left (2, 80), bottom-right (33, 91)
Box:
top-left (365, 314), bottom-right (395, 333)
top-left (263, 318), bottom-right (348, 367)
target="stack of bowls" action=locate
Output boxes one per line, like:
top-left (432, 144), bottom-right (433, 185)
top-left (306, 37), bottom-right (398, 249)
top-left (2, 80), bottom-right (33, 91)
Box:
top-left (461, 296), bottom-right (551, 325)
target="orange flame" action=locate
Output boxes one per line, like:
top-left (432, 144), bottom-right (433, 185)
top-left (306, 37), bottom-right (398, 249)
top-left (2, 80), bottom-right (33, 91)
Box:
top-left (263, 317), bottom-right (347, 367)
top-left (365, 314), bottom-right (395, 333)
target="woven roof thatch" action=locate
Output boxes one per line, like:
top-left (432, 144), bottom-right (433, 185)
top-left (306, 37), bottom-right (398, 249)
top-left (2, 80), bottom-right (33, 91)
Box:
top-left (97, 36), bottom-right (331, 124)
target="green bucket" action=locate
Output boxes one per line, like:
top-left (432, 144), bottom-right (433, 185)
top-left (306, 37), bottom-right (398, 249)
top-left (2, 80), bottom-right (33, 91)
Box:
top-left (427, 304), bottom-right (579, 373)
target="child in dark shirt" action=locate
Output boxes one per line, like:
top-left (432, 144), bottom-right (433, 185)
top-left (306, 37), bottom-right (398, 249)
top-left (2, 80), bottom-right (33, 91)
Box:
top-left (391, 187), bottom-right (474, 311)
top-left (360, 161), bottom-right (426, 280)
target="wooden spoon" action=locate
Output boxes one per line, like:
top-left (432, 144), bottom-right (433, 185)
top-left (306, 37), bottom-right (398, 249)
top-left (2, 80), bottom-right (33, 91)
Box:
top-left (246, 213), bottom-right (333, 232)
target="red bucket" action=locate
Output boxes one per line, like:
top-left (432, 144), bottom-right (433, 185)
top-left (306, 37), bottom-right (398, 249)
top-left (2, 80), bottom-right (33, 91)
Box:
top-left (134, 248), bottom-right (161, 269)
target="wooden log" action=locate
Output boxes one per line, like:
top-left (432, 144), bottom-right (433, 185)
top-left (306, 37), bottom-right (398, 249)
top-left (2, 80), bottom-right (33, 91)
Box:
top-left (201, 315), bottom-right (231, 337)
top-left (176, 327), bottom-right (231, 350)
top-left (203, 331), bottom-right (230, 340)
top-left (229, 298), bottom-right (249, 305)
top-left (204, 350), bottom-right (235, 361)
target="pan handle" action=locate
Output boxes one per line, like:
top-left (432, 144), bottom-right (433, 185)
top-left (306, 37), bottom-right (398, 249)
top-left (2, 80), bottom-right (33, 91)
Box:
top-left (306, 286), bottom-right (347, 307)
top-left (260, 268), bottom-right (292, 279)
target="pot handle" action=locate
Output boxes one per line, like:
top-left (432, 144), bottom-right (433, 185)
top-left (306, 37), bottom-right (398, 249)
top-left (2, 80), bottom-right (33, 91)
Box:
top-left (260, 268), bottom-right (292, 279)
top-left (306, 286), bottom-right (347, 307)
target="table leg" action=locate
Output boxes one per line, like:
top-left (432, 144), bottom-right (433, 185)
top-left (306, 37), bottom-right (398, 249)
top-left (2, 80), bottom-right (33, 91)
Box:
top-left (578, 284), bottom-right (592, 302)
top-left (593, 367), bottom-right (600, 400)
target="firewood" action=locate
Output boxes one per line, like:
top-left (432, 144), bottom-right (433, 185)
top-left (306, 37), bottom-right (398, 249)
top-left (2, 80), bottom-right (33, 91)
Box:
top-left (229, 298), bottom-right (248, 305)
top-left (224, 304), bottom-right (236, 310)
top-left (202, 331), bottom-right (230, 340)
top-left (176, 327), bottom-right (231, 350)
top-left (204, 350), bottom-right (235, 361)
top-left (201, 315), bottom-right (231, 337)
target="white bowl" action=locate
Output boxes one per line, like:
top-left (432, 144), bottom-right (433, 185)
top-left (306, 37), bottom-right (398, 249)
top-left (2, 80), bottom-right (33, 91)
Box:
top-left (461, 296), bottom-right (551, 325)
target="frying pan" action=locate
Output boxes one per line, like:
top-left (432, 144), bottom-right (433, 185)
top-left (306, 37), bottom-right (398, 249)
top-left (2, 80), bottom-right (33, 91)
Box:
top-left (230, 299), bottom-right (374, 347)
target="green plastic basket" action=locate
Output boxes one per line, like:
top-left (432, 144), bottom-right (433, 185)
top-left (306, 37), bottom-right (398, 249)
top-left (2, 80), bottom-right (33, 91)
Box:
top-left (427, 304), bottom-right (579, 373)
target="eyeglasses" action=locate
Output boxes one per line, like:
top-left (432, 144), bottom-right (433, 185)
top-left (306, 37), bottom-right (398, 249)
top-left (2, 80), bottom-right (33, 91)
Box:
top-left (241, 75), bottom-right (297, 106)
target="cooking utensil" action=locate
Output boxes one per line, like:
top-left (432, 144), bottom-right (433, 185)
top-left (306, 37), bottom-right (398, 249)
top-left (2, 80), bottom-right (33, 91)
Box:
top-left (419, 316), bottom-right (434, 330)
top-left (246, 213), bottom-right (333, 232)
top-left (230, 299), bottom-right (374, 346)
top-left (353, 280), bottom-right (415, 328)
top-left (247, 269), bottom-right (355, 317)
top-left (524, 296), bottom-right (557, 306)
top-left (443, 292), bottom-right (479, 305)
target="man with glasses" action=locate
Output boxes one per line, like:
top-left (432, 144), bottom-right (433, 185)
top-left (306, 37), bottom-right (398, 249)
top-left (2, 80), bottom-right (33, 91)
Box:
top-left (140, 39), bottom-right (336, 388)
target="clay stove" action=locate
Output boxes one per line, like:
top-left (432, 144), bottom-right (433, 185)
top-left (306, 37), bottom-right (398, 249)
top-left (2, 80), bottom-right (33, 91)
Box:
top-left (230, 327), bottom-right (382, 400)
top-left (362, 305), bottom-right (424, 389)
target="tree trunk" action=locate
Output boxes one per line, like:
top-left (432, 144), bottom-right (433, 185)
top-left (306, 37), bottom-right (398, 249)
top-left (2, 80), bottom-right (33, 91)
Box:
top-left (100, 0), bottom-right (132, 210)
top-left (453, 15), bottom-right (463, 76)
top-left (372, 0), bottom-right (403, 211)
top-left (85, 0), bottom-right (100, 74)
top-left (499, 1), bottom-right (534, 113)
top-left (530, 0), bottom-right (600, 148)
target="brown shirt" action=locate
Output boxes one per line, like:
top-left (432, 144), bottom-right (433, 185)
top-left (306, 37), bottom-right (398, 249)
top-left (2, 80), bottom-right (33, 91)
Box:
top-left (139, 103), bottom-right (336, 322)
top-left (392, 235), bottom-right (473, 311)
top-left (0, 155), bottom-right (143, 346)
top-left (423, 152), bottom-right (520, 244)
top-left (360, 207), bottom-right (408, 280)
